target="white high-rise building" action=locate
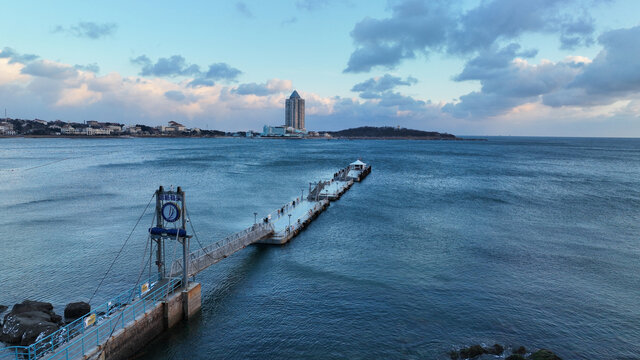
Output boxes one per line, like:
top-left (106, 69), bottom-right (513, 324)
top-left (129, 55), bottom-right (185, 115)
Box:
top-left (285, 90), bottom-right (305, 130)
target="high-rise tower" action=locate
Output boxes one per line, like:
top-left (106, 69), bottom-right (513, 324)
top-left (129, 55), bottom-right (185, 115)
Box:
top-left (285, 90), bottom-right (305, 130)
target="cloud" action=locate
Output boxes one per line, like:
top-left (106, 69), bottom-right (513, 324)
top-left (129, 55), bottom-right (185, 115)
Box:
top-left (443, 46), bottom-right (586, 118)
top-left (74, 63), bottom-right (100, 73)
top-left (3, 27), bottom-right (640, 137)
top-left (53, 22), bottom-right (117, 39)
top-left (345, 0), bottom-right (600, 72)
top-left (443, 25), bottom-right (640, 119)
top-left (21, 60), bottom-right (78, 79)
top-left (205, 63), bottom-right (242, 81)
top-left (0, 51), bottom-right (443, 132)
top-left (453, 43), bottom-right (537, 82)
top-left (351, 74), bottom-right (417, 98)
top-left (296, 0), bottom-right (333, 11)
top-left (570, 26), bottom-right (640, 97)
top-left (0, 54), bottom-right (296, 130)
top-left (559, 16), bottom-right (596, 49)
top-left (235, 2), bottom-right (253, 17)
top-left (187, 78), bottom-right (215, 88)
top-left (377, 91), bottom-right (426, 110)
top-left (164, 90), bottom-right (186, 102)
top-left (233, 79), bottom-right (292, 96)
top-left (131, 55), bottom-right (200, 77)
top-left (131, 55), bottom-right (242, 86)
top-left (0, 47), bottom-right (39, 64)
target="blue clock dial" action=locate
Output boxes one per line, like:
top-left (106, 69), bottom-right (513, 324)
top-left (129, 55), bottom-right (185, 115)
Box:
top-left (161, 202), bottom-right (180, 222)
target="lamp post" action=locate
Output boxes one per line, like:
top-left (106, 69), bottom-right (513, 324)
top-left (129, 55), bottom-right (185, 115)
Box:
top-left (301, 189), bottom-right (304, 201)
top-left (288, 214), bottom-right (292, 229)
top-left (254, 212), bottom-right (257, 224)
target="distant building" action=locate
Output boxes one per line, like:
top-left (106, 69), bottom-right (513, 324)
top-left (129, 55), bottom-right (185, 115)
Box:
top-left (285, 90), bottom-right (305, 130)
top-left (126, 126), bottom-right (143, 134)
top-left (61, 125), bottom-right (75, 134)
top-left (0, 122), bottom-right (15, 135)
top-left (106, 124), bottom-right (122, 132)
top-left (82, 127), bottom-right (111, 135)
top-left (261, 125), bottom-right (306, 138)
top-left (262, 125), bottom-right (287, 137)
top-left (168, 121), bottom-right (186, 132)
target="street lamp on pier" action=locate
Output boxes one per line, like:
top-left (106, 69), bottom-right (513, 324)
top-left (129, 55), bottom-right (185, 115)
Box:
top-left (254, 212), bottom-right (257, 224)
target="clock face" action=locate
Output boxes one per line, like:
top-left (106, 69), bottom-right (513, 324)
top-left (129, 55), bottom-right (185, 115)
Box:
top-left (161, 202), bottom-right (180, 222)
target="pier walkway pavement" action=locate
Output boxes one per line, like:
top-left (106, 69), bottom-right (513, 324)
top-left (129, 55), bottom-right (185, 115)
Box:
top-left (257, 198), bottom-right (330, 244)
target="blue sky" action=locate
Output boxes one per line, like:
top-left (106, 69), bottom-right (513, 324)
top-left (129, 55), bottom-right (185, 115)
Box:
top-left (1, 0), bottom-right (639, 136)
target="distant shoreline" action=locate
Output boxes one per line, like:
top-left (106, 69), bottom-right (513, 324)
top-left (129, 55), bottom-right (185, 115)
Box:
top-left (0, 135), bottom-right (487, 141)
top-left (327, 136), bottom-right (487, 141)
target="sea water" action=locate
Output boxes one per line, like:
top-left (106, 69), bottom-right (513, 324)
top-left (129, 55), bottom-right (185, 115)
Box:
top-left (0, 137), bottom-right (638, 359)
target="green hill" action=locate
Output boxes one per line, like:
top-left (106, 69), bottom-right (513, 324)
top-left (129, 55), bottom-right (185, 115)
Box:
top-left (327, 126), bottom-right (456, 139)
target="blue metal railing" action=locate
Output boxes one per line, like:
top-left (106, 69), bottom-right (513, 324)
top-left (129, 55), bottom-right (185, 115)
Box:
top-left (1, 277), bottom-right (181, 360)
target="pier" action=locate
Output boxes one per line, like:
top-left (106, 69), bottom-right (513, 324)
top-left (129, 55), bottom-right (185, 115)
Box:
top-left (1, 160), bottom-right (371, 360)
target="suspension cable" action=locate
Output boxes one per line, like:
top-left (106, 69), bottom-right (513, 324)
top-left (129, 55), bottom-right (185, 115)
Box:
top-left (88, 193), bottom-right (155, 303)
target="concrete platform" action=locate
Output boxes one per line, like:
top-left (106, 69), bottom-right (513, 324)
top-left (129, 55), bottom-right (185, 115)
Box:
top-left (318, 179), bottom-right (353, 201)
top-left (256, 199), bottom-right (329, 245)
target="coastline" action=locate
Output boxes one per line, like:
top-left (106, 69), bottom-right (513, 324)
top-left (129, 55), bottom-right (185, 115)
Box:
top-left (1, 135), bottom-right (487, 141)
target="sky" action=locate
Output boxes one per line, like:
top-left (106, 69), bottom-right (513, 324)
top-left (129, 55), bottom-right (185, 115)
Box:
top-left (1, 0), bottom-right (640, 136)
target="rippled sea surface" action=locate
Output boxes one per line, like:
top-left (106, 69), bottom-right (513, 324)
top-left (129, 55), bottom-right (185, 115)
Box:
top-left (0, 137), bottom-right (639, 359)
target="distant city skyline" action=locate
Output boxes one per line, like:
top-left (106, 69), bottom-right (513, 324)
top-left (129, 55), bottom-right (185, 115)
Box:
top-left (1, 1), bottom-right (640, 136)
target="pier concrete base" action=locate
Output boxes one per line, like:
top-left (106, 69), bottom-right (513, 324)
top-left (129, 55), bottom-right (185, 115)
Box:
top-left (164, 290), bottom-right (183, 329)
top-left (87, 282), bottom-right (202, 360)
top-left (183, 282), bottom-right (201, 320)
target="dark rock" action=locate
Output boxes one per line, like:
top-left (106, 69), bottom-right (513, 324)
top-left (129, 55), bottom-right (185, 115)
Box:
top-left (0, 300), bottom-right (62, 346)
top-left (6, 300), bottom-right (53, 317)
top-left (51, 313), bottom-right (63, 324)
top-left (513, 346), bottom-right (527, 355)
top-left (487, 343), bottom-right (504, 355)
top-left (64, 302), bottom-right (91, 322)
top-left (0, 305), bottom-right (7, 326)
top-left (449, 350), bottom-right (459, 359)
top-left (506, 355), bottom-right (526, 360)
top-left (528, 349), bottom-right (562, 360)
top-left (459, 344), bottom-right (487, 359)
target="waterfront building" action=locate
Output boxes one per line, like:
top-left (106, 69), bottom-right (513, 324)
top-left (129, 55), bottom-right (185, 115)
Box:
top-left (262, 125), bottom-right (287, 136)
top-left (168, 121), bottom-right (186, 132)
top-left (106, 124), bottom-right (123, 132)
top-left (0, 122), bottom-right (15, 135)
top-left (61, 125), bottom-right (75, 134)
top-left (285, 90), bottom-right (305, 130)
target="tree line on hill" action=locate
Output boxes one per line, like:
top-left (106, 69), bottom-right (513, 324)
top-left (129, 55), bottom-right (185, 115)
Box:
top-left (326, 126), bottom-right (456, 139)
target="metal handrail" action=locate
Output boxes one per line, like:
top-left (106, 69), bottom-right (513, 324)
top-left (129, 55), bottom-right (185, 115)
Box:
top-left (170, 222), bottom-right (274, 277)
top-left (271, 199), bottom-right (328, 239)
top-left (1, 277), bottom-right (181, 360)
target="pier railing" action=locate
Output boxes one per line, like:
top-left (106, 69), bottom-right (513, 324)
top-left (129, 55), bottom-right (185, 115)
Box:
top-left (271, 199), bottom-right (328, 240)
top-left (1, 277), bottom-right (181, 360)
top-left (264, 196), bottom-right (306, 222)
top-left (170, 222), bottom-right (274, 278)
